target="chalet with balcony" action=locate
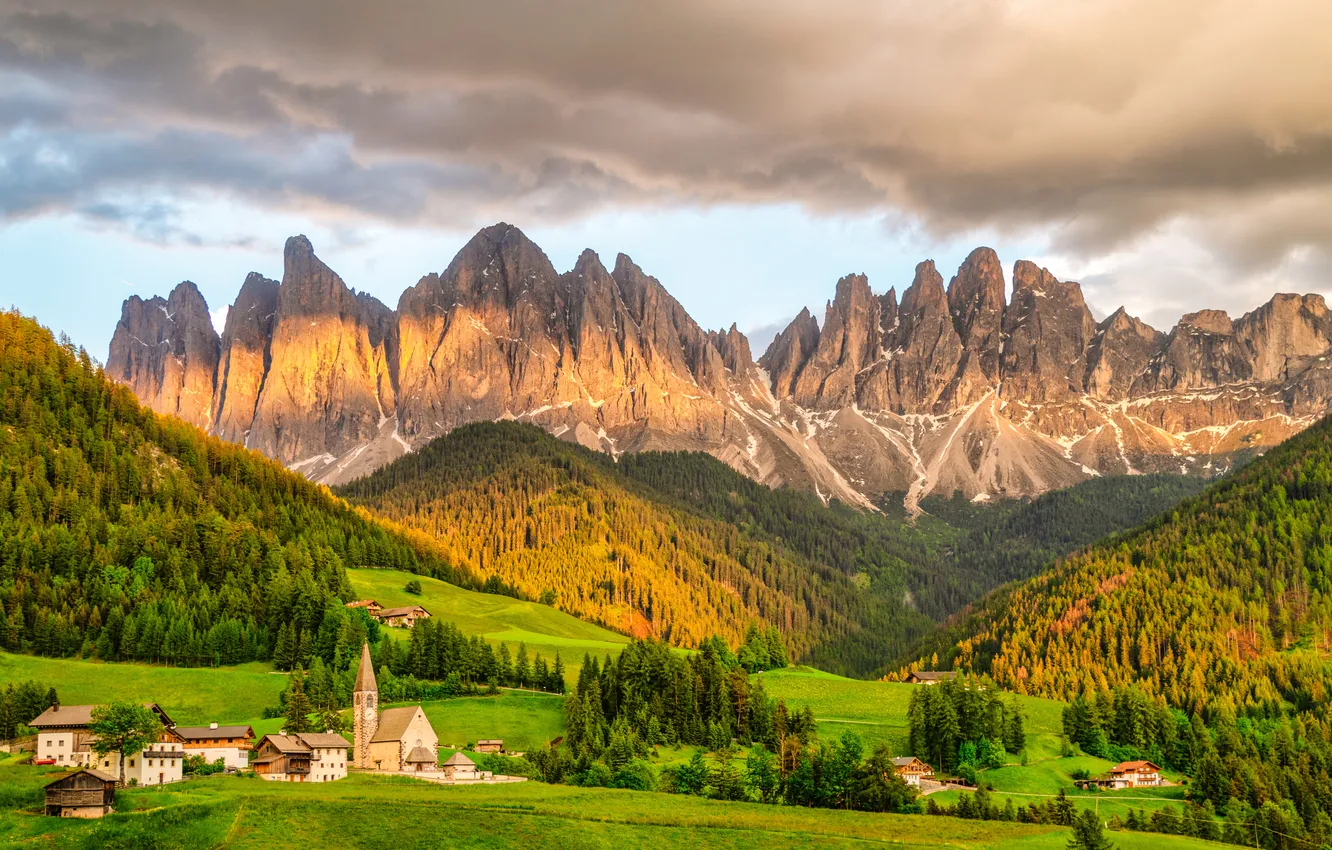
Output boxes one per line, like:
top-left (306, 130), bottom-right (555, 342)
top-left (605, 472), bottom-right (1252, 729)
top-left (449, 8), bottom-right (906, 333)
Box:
top-left (905, 671), bottom-right (957, 685)
top-left (1109, 760), bottom-right (1163, 789)
top-left (173, 722), bottom-right (256, 770)
top-left (29, 702), bottom-right (184, 786)
top-left (891, 756), bottom-right (935, 787)
top-left (252, 731), bottom-right (350, 782)
top-left (374, 605), bottom-right (431, 628)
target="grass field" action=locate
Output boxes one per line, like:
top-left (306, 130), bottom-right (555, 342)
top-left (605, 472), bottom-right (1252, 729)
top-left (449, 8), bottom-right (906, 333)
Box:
top-left (0, 766), bottom-right (1226, 850)
top-left (0, 653), bottom-right (287, 726)
top-left (758, 667), bottom-right (1067, 759)
top-left (756, 667), bottom-right (1204, 823)
top-left (348, 568), bottom-right (630, 684)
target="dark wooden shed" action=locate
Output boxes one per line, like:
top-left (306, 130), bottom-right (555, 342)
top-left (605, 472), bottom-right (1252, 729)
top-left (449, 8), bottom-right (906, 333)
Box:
top-left (44, 769), bottom-right (117, 818)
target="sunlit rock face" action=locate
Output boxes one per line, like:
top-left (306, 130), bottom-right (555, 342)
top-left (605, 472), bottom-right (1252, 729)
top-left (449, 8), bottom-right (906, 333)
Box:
top-left (107, 280), bottom-right (219, 430)
top-left (109, 226), bottom-right (1332, 507)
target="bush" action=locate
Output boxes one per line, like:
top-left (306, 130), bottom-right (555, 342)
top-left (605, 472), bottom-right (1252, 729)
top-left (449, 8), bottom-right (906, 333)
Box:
top-left (610, 760), bottom-right (658, 792)
top-left (405, 580), bottom-right (423, 595)
top-left (569, 762), bottom-right (613, 787)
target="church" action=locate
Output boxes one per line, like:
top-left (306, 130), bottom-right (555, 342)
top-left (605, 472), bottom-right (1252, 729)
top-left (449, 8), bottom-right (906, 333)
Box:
top-left (353, 642), bottom-right (440, 773)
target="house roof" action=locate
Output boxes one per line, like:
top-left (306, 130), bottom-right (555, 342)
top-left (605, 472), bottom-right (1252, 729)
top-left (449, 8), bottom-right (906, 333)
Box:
top-left (355, 641), bottom-right (377, 693)
top-left (907, 671), bottom-right (957, 681)
top-left (477, 739), bottom-right (503, 746)
top-left (405, 746), bottom-right (436, 763)
top-left (174, 725), bottom-right (254, 741)
top-left (891, 757), bottom-right (927, 767)
top-left (1110, 760), bottom-right (1161, 773)
top-left (377, 606), bottom-right (429, 618)
top-left (442, 752), bottom-right (475, 767)
top-left (345, 599), bottom-right (380, 608)
top-left (45, 768), bottom-right (118, 788)
top-left (296, 732), bottom-right (351, 749)
top-left (370, 706), bottom-right (423, 743)
top-left (29, 704), bottom-right (95, 728)
top-left (260, 734), bottom-right (312, 754)
top-left (30, 702), bottom-right (175, 730)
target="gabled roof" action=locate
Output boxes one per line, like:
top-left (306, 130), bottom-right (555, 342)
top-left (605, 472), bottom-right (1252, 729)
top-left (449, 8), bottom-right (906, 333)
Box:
top-left (405, 746), bottom-right (436, 763)
top-left (891, 756), bottom-right (928, 768)
top-left (259, 734), bottom-right (313, 755)
top-left (442, 751), bottom-right (475, 767)
top-left (370, 706), bottom-right (424, 743)
top-left (355, 641), bottom-right (377, 693)
top-left (477, 739), bottom-right (503, 746)
top-left (1110, 760), bottom-right (1161, 773)
top-left (907, 671), bottom-right (957, 681)
top-left (377, 606), bottom-right (429, 618)
top-left (296, 732), bottom-right (351, 749)
top-left (30, 702), bottom-right (175, 730)
top-left (29, 704), bottom-right (95, 728)
top-left (174, 725), bottom-right (254, 740)
top-left (44, 768), bottom-right (118, 789)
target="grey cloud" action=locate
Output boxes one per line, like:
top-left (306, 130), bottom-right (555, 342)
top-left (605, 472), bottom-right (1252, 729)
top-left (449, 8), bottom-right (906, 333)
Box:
top-left (0, 0), bottom-right (1329, 284)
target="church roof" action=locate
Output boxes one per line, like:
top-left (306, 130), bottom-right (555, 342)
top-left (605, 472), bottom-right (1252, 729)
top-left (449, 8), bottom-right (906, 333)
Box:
top-left (370, 706), bottom-right (422, 743)
top-left (405, 746), bottom-right (436, 763)
top-left (355, 641), bottom-right (377, 693)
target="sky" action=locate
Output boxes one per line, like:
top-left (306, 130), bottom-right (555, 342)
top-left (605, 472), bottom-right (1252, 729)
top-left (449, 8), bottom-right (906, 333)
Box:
top-left (1, 0), bottom-right (1330, 360)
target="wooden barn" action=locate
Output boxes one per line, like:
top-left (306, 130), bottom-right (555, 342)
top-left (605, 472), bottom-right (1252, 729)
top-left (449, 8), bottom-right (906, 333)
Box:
top-left (45, 769), bottom-right (116, 818)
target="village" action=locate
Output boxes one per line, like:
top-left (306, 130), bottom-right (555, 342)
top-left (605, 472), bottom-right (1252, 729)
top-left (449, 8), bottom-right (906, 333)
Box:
top-left (29, 656), bottom-right (1171, 820)
top-left (35, 631), bottom-right (528, 818)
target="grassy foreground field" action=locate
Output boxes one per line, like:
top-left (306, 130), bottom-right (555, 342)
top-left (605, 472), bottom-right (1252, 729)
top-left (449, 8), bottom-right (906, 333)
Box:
top-left (0, 767), bottom-right (1225, 850)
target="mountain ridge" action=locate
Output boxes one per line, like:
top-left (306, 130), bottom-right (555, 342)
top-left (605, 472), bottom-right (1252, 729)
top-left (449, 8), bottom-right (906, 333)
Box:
top-left (107, 223), bottom-right (1332, 508)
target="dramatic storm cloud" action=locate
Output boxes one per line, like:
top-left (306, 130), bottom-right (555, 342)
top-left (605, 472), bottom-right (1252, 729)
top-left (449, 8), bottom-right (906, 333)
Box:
top-left (2, 0), bottom-right (1331, 343)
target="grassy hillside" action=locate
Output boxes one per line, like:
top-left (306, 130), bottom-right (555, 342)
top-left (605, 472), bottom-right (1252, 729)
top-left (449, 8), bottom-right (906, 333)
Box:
top-left (0, 652), bottom-right (286, 724)
top-left (0, 767), bottom-right (1226, 850)
top-left (337, 421), bottom-right (941, 673)
top-left (348, 567), bottom-right (628, 674)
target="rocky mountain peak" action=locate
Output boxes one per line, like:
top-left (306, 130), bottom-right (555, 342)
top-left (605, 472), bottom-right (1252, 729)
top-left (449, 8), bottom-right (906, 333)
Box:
top-left (946, 246), bottom-right (1005, 385)
top-left (107, 280), bottom-right (220, 430)
top-left (759, 307), bottom-right (820, 398)
top-left (709, 323), bottom-right (755, 376)
top-left (1179, 309), bottom-right (1234, 335)
top-left (107, 230), bottom-right (1332, 509)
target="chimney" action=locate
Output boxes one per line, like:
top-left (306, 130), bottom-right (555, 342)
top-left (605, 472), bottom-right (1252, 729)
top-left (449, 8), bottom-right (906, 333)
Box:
top-left (279, 729), bottom-right (286, 736)
top-left (210, 722), bottom-right (218, 730)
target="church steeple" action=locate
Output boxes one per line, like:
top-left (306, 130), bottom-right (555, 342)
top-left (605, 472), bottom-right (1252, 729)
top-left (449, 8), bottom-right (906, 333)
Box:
top-left (355, 640), bottom-right (377, 693)
top-left (353, 640), bottom-right (379, 769)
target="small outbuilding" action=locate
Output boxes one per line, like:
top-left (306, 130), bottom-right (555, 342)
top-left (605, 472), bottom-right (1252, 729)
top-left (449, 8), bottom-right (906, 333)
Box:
top-left (45, 769), bottom-right (117, 818)
top-left (440, 751), bottom-right (480, 780)
top-left (475, 740), bottom-right (504, 754)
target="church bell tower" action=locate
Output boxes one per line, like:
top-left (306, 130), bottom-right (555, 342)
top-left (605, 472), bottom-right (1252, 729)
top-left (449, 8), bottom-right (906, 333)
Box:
top-left (353, 640), bottom-right (379, 769)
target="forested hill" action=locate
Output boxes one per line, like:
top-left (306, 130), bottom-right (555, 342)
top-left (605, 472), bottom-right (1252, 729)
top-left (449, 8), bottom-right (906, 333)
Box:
top-left (337, 421), bottom-right (1204, 675)
top-left (0, 311), bottom-right (477, 665)
top-left (908, 412), bottom-right (1332, 715)
top-left (337, 421), bottom-right (938, 673)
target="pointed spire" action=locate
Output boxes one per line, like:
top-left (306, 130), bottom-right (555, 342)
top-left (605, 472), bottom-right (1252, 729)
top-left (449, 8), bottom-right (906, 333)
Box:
top-left (355, 640), bottom-right (377, 693)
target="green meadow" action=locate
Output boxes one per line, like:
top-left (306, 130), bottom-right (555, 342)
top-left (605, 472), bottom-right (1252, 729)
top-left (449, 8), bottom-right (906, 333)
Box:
top-left (347, 567), bottom-right (630, 683)
top-left (0, 653), bottom-right (286, 725)
top-left (0, 768), bottom-right (1226, 850)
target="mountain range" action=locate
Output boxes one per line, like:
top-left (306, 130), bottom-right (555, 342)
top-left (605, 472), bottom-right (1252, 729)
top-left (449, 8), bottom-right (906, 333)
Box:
top-left (108, 223), bottom-right (1332, 508)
